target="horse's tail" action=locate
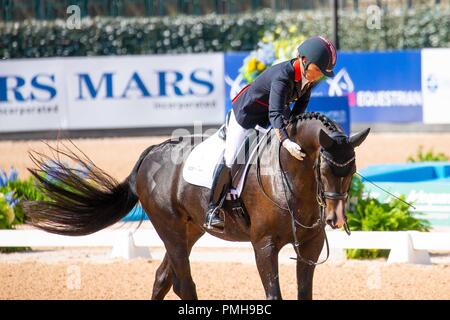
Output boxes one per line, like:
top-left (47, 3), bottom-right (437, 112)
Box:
top-left (23, 141), bottom-right (153, 236)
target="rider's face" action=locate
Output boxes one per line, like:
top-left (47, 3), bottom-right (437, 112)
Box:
top-left (305, 63), bottom-right (324, 82)
top-left (300, 57), bottom-right (325, 82)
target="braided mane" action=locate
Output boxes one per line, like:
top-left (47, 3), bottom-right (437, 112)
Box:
top-left (289, 112), bottom-right (344, 135)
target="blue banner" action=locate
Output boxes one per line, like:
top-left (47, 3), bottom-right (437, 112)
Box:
top-left (224, 50), bottom-right (422, 124)
top-left (224, 52), bottom-right (248, 115)
top-left (308, 96), bottom-right (350, 135)
top-left (313, 50), bottom-right (422, 123)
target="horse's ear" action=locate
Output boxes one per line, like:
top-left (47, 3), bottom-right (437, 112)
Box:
top-left (349, 128), bottom-right (371, 148)
top-left (319, 129), bottom-right (334, 149)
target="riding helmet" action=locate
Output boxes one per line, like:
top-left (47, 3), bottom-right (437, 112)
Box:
top-left (297, 36), bottom-right (337, 78)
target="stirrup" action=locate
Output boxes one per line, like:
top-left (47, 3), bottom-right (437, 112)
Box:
top-left (203, 206), bottom-right (225, 232)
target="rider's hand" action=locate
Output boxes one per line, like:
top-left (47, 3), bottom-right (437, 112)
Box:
top-left (282, 139), bottom-right (306, 161)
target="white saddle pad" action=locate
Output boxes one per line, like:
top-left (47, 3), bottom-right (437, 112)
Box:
top-left (182, 127), bottom-right (226, 190)
top-left (182, 125), bottom-right (270, 198)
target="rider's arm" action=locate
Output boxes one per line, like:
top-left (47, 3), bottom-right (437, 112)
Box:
top-left (268, 78), bottom-right (290, 143)
top-left (290, 88), bottom-right (311, 119)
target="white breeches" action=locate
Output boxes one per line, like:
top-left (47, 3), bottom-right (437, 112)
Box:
top-left (224, 110), bottom-right (252, 168)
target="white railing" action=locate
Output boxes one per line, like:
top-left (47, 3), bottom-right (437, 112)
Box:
top-left (1, 229), bottom-right (449, 264)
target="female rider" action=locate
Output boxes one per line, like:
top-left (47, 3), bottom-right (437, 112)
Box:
top-left (205, 36), bottom-right (337, 231)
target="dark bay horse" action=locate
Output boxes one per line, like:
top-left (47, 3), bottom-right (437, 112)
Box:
top-left (24, 112), bottom-right (370, 300)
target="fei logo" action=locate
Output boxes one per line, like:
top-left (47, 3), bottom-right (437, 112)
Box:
top-left (325, 68), bottom-right (356, 106)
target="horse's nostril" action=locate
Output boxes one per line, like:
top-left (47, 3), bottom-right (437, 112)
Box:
top-left (326, 214), bottom-right (338, 228)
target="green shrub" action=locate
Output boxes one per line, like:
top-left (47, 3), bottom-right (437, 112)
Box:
top-left (345, 176), bottom-right (430, 259)
top-left (0, 167), bottom-right (49, 253)
top-left (0, 6), bottom-right (449, 59)
top-left (407, 145), bottom-right (449, 162)
top-left (0, 167), bottom-right (20, 230)
top-left (0, 193), bottom-right (30, 253)
top-left (0, 193), bottom-right (15, 229)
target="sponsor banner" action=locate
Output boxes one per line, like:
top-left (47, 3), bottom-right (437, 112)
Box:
top-left (0, 53), bottom-right (225, 132)
top-left (225, 51), bottom-right (423, 124)
top-left (313, 50), bottom-right (423, 123)
top-left (360, 162), bottom-right (450, 226)
top-left (0, 58), bottom-right (68, 132)
top-left (421, 48), bottom-right (450, 124)
top-left (65, 54), bottom-right (225, 129)
top-left (363, 182), bottom-right (450, 226)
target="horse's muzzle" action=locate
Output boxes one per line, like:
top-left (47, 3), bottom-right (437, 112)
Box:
top-left (325, 200), bottom-right (347, 229)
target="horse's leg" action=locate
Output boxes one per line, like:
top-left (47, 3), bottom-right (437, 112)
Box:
top-left (151, 253), bottom-right (172, 300)
top-left (252, 238), bottom-right (282, 300)
top-left (166, 238), bottom-right (197, 299)
top-left (151, 223), bottom-right (204, 300)
top-left (151, 215), bottom-right (203, 300)
top-left (296, 232), bottom-right (325, 300)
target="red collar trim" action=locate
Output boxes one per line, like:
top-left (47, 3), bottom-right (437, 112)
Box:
top-left (293, 58), bottom-right (301, 82)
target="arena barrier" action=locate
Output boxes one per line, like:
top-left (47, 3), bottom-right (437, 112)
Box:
top-left (1, 229), bottom-right (449, 264)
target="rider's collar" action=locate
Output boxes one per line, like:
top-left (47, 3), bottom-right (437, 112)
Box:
top-left (293, 58), bottom-right (301, 82)
top-left (293, 58), bottom-right (311, 92)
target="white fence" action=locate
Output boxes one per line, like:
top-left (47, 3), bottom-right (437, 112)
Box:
top-left (1, 229), bottom-right (449, 264)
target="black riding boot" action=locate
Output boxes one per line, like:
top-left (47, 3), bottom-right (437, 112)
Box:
top-left (204, 163), bottom-right (231, 231)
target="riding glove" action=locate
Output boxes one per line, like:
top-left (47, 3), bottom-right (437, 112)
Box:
top-left (282, 139), bottom-right (306, 161)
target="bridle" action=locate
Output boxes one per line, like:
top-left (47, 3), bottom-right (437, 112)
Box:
top-left (316, 150), bottom-right (354, 203)
top-left (256, 138), bottom-right (355, 266)
top-left (315, 149), bottom-right (354, 236)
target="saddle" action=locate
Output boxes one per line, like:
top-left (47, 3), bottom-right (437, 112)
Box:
top-left (182, 111), bottom-right (272, 228)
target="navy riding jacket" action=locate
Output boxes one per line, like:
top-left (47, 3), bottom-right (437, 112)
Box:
top-left (231, 58), bottom-right (314, 142)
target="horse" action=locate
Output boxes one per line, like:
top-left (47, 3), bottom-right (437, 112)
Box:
top-left (24, 112), bottom-right (370, 300)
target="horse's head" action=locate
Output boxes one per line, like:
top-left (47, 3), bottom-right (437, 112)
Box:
top-left (317, 127), bottom-right (370, 229)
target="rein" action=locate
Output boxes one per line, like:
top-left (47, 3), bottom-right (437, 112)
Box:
top-left (280, 144), bottom-right (329, 266)
top-left (255, 131), bottom-right (352, 266)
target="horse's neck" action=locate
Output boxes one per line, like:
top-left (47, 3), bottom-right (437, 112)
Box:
top-left (259, 119), bottom-right (328, 182)
top-left (284, 120), bottom-right (325, 206)
top-left (258, 125), bottom-right (319, 197)
top-left (296, 119), bottom-right (325, 155)
top-left (257, 120), bottom-right (336, 218)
